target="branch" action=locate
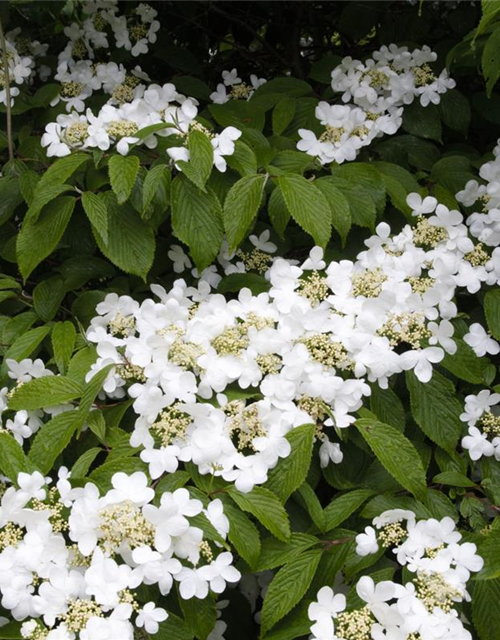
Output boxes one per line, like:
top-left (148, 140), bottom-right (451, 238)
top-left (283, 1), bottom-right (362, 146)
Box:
top-left (0, 13), bottom-right (13, 162)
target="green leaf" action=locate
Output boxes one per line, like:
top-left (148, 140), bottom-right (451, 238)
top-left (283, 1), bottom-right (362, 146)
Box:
top-left (179, 594), bottom-right (217, 640)
top-left (432, 471), bottom-right (475, 488)
top-left (94, 194), bottom-right (154, 280)
top-left (268, 185), bottom-right (290, 237)
top-left (25, 183), bottom-right (75, 224)
top-left (228, 486), bottom-right (291, 542)
top-left (272, 96), bottom-right (296, 135)
top-left (223, 174), bottom-right (268, 251)
top-left (260, 549), bottom-right (322, 633)
top-left (67, 346), bottom-right (98, 385)
top-left (441, 338), bottom-right (487, 384)
top-left (265, 424), bottom-right (315, 502)
top-left (438, 90), bottom-right (471, 134)
top-left (477, 522), bottom-right (500, 580)
top-left (37, 154), bottom-right (88, 191)
top-left (9, 376), bottom-right (83, 410)
top-left (178, 130), bottom-right (214, 190)
top-left (80, 364), bottom-right (114, 416)
top-left (0, 621), bottom-right (24, 639)
top-left (472, 578), bottom-right (500, 640)
top-left (72, 447), bottom-right (102, 478)
top-left (28, 410), bottom-right (84, 474)
top-left (171, 174), bottom-right (224, 270)
top-left (485, 289), bottom-right (500, 340)
top-left (33, 276), bottom-right (66, 322)
top-left (226, 140), bottom-right (258, 176)
top-left (2, 326), bottom-right (51, 375)
top-left (52, 321), bottom-right (77, 375)
top-left (355, 417), bottom-right (427, 500)
top-left (142, 164), bottom-right (171, 214)
top-left (277, 174), bottom-right (331, 246)
top-left (323, 489), bottom-right (374, 531)
top-left (331, 163), bottom-right (385, 212)
top-left (476, 0), bottom-right (500, 39)
top-left (402, 102), bottom-right (442, 142)
top-left (406, 370), bottom-right (463, 452)
top-left (17, 196), bottom-right (76, 280)
top-left (369, 385), bottom-right (405, 432)
top-left (222, 499), bottom-right (261, 568)
top-left (218, 272), bottom-right (270, 295)
top-left (87, 410), bottom-right (107, 443)
top-left (314, 177), bottom-right (351, 245)
top-left (82, 192), bottom-right (108, 244)
top-left (483, 25), bottom-right (500, 95)
top-left (256, 532), bottom-right (319, 571)
top-left (0, 433), bottom-right (34, 481)
top-left (262, 602), bottom-right (311, 640)
top-left (108, 154), bottom-right (140, 204)
top-left (157, 614), bottom-right (194, 640)
top-left (0, 176), bottom-right (23, 226)
top-left (295, 483), bottom-right (326, 532)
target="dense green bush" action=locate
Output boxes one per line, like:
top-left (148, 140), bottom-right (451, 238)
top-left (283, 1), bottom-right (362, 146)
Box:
top-left (0, 2), bottom-right (500, 640)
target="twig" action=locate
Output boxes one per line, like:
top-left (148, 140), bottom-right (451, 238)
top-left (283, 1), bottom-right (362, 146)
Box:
top-left (0, 12), bottom-right (13, 162)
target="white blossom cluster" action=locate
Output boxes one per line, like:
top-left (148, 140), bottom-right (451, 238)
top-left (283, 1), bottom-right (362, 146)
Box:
top-left (48, 1), bottom-right (159, 113)
top-left (0, 29), bottom-right (48, 107)
top-left (460, 389), bottom-right (500, 461)
top-left (82, 171), bottom-right (500, 492)
top-left (40, 0), bottom-right (241, 168)
top-left (59, 0), bottom-right (160, 65)
top-left (457, 139), bottom-right (500, 248)
top-left (298, 44), bottom-right (455, 164)
top-left (0, 359), bottom-right (65, 445)
top-left (41, 85), bottom-right (241, 170)
top-left (0, 469), bottom-right (239, 640)
top-left (309, 509), bottom-right (483, 640)
top-left (210, 68), bottom-right (267, 104)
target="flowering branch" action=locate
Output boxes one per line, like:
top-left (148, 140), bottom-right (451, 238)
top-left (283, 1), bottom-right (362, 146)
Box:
top-left (0, 12), bottom-right (13, 162)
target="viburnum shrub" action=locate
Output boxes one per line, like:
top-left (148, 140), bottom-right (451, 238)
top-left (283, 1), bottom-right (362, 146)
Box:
top-left (1, 1), bottom-right (500, 639)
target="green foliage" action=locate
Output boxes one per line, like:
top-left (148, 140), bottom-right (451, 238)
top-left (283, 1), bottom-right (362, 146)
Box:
top-left (260, 549), bottom-right (322, 633)
top-left (108, 155), bottom-right (140, 204)
top-left (0, 3), bottom-right (499, 639)
top-left (355, 416), bottom-right (427, 500)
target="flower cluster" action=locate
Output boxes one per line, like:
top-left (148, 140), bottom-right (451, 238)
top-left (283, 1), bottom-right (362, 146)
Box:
top-left (42, 86), bottom-right (241, 169)
top-left (461, 390), bottom-right (500, 461)
top-left (0, 28), bottom-right (48, 106)
top-left (309, 510), bottom-right (483, 640)
top-left (298, 44), bottom-right (455, 164)
top-left (59, 0), bottom-right (159, 66)
top-left (82, 161), bottom-right (500, 491)
top-left (210, 68), bottom-right (267, 104)
top-left (0, 470), bottom-right (239, 639)
top-left (457, 139), bottom-right (500, 248)
top-left (0, 358), bottom-right (59, 444)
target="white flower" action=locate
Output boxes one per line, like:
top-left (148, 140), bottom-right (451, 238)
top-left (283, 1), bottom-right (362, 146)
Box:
top-left (106, 471), bottom-right (154, 506)
top-left (462, 426), bottom-right (494, 460)
top-left (136, 602), bottom-right (168, 634)
top-left (464, 323), bottom-right (500, 357)
top-left (399, 346), bottom-right (444, 383)
top-left (249, 230), bottom-right (277, 254)
top-left (302, 247), bottom-right (326, 271)
top-left (198, 552), bottom-right (241, 593)
top-left (406, 193), bottom-right (438, 216)
top-left (168, 245), bottom-right (192, 273)
top-left (355, 526), bottom-right (379, 556)
top-left (427, 319), bottom-right (456, 354)
top-left (140, 446), bottom-right (180, 479)
top-left (222, 69), bottom-right (241, 86)
top-left (17, 472), bottom-right (46, 501)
